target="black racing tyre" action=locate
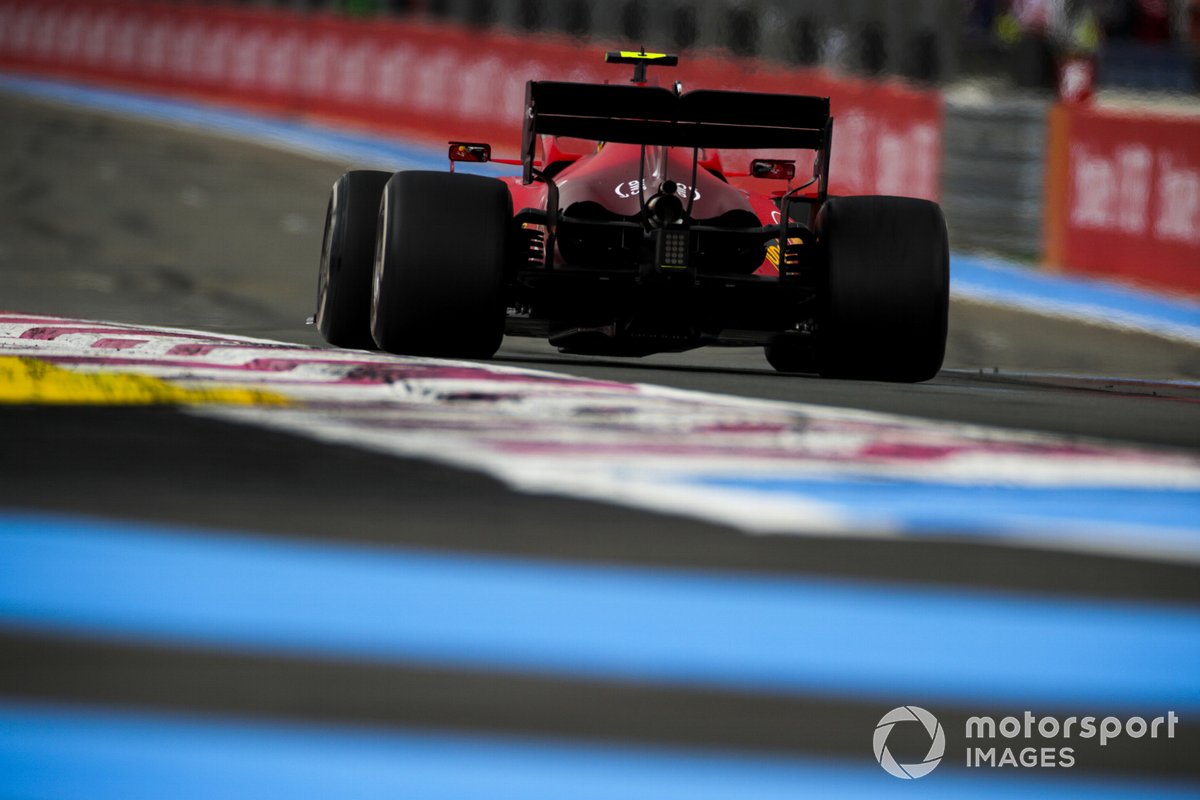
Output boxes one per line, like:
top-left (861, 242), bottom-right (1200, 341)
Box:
top-left (815, 196), bottom-right (949, 382)
top-left (764, 334), bottom-right (818, 374)
top-left (371, 171), bottom-right (512, 358)
top-left (316, 170), bottom-right (392, 349)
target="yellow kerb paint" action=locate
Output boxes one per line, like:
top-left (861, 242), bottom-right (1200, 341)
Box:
top-left (0, 357), bottom-right (290, 407)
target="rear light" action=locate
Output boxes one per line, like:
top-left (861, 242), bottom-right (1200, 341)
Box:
top-left (657, 229), bottom-right (690, 269)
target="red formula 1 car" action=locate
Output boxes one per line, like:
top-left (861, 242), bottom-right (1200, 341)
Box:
top-left (316, 51), bottom-right (948, 382)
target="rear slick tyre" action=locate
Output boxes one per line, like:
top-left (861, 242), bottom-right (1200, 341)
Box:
top-left (315, 170), bottom-right (391, 349)
top-left (816, 196), bottom-right (949, 382)
top-left (764, 334), bottom-right (817, 374)
top-left (371, 171), bottom-right (512, 359)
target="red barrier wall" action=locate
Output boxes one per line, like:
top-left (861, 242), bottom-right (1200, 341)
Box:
top-left (0, 0), bottom-right (942, 200)
top-left (1046, 102), bottom-right (1200, 295)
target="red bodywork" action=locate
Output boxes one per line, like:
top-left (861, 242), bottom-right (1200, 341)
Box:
top-left (504, 139), bottom-right (801, 276)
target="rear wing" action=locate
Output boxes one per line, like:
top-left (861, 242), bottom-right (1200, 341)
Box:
top-left (522, 81), bottom-right (832, 186)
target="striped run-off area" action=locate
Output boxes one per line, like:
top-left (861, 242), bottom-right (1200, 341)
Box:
top-left (2, 313), bottom-right (1199, 556)
top-left (1, 312), bottom-right (1198, 796)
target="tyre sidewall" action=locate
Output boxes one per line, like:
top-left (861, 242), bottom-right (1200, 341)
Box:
top-left (817, 196), bottom-right (949, 382)
top-left (372, 171), bottom-right (512, 358)
top-left (316, 170), bottom-right (391, 349)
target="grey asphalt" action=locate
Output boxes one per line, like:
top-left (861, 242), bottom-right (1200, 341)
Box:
top-left (1, 89), bottom-right (1198, 782)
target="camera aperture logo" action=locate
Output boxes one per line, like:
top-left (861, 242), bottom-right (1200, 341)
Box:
top-left (873, 707), bottom-right (1180, 777)
top-left (874, 706), bottom-right (946, 779)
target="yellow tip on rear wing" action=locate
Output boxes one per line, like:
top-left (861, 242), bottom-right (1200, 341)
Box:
top-left (605, 51), bottom-right (679, 66)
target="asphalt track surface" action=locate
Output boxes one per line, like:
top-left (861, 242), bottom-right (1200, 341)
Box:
top-left (2, 89), bottom-right (1200, 793)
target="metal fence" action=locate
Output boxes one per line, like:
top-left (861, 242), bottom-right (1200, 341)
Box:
top-left (940, 95), bottom-right (1049, 259)
top-left (251, 0), bottom-right (963, 82)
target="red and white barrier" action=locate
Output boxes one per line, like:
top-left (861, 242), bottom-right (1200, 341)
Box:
top-left (1046, 103), bottom-right (1200, 295)
top-left (0, 0), bottom-right (941, 200)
